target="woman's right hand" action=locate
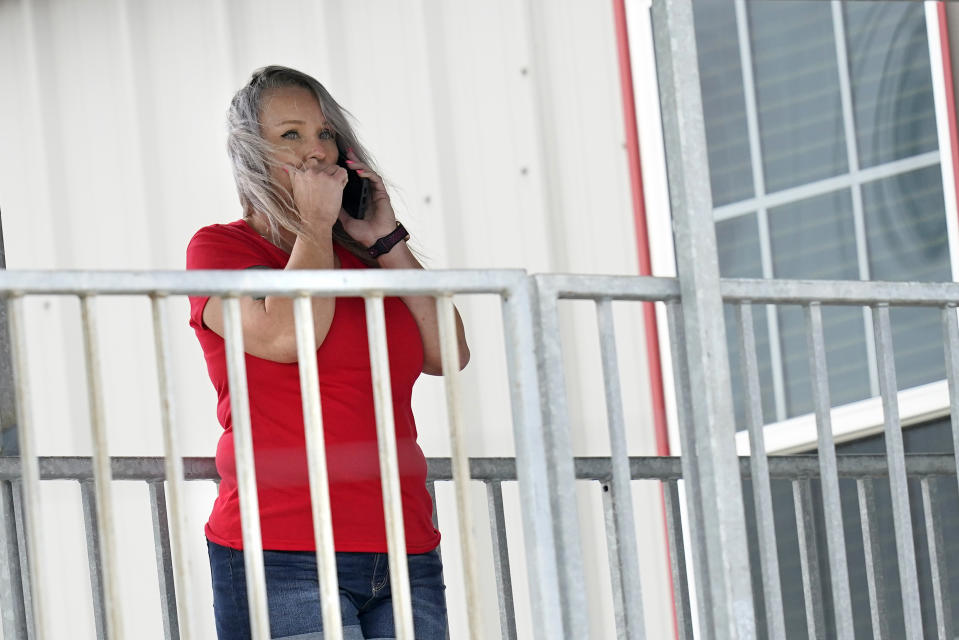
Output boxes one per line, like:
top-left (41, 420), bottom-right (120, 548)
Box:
top-left (289, 160), bottom-right (348, 233)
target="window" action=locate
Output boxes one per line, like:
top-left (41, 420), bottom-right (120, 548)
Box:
top-left (692, 0), bottom-right (952, 429)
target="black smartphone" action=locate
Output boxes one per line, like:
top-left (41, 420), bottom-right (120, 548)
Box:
top-left (338, 152), bottom-right (371, 220)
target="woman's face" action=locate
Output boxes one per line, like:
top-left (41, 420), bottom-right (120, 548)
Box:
top-left (259, 84), bottom-right (338, 194)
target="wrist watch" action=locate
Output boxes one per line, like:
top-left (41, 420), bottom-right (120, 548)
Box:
top-left (367, 222), bottom-right (410, 258)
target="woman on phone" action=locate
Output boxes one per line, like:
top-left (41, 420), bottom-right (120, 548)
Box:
top-left (187, 65), bottom-right (469, 640)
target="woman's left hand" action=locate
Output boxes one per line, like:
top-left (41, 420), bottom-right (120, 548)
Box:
top-left (337, 148), bottom-right (398, 246)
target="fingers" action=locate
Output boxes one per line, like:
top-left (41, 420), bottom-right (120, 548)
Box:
top-left (344, 155), bottom-right (382, 186)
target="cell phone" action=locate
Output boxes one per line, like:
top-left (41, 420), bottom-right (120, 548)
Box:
top-left (338, 152), bottom-right (371, 220)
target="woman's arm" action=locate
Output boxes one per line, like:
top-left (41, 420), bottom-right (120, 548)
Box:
top-left (202, 163), bottom-right (347, 363)
top-left (337, 150), bottom-right (470, 374)
top-left (376, 242), bottom-right (470, 375)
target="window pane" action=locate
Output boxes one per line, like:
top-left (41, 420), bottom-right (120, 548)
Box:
top-left (769, 190), bottom-right (871, 414)
top-left (693, 0), bottom-right (754, 206)
top-left (864, 165), bottom-right (950, 389)
top-left (845, 2), bottom-right (938, 168)
top-left (749, 1), bottom-right (848, 192)
top-left (717, 213), bottom-right (777, 429)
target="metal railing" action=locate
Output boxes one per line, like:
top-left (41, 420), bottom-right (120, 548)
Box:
top-left (1, 270), bottom-right (959, 639)
top-left (1, 449), bottom-right (957, 640)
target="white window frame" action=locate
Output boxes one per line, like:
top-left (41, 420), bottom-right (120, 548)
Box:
top-left (631, 0), bottom-right (959, 456)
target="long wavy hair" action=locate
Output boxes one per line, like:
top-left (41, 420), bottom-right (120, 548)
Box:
top-left (227, 65), bottom-right (379, 260)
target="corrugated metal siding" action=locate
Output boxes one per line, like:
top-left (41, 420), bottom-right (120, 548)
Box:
top-left (0, 1), bottom-right (670, 637)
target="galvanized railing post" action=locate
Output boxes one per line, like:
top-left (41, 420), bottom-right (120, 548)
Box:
top-left (652, 0), bottom-right (756, 635)
top-left (529, 275), bottom-right (589, 639)
top-left (364, 294), bottom-right (415, 640)
top-left (736, 302), bottom-right (785, 638)
top-left (435, 293), bottom-right (483, 639)
top-left (804, 302), bottom-right (855, 638)
top-left (292, 295), bottom-right (343, 640)
top-left (221, 296), bottom-right (271, 639)
top-left (7, 295), bottom-right (45, 639)
top-left (0, 209), bottom-right (31, 639)
top-left (872, 304), bottom-right (922, 637)
top-left (500, 275), bottom-right (566, 640)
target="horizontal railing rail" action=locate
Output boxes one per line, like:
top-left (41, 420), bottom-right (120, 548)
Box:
top-left (1, 454), bottom-right (956, 482)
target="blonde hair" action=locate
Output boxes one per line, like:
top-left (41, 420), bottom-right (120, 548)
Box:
top-left (227, 65), bottom-right (379, 261)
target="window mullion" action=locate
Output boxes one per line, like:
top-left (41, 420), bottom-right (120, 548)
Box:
top-left (734, 0), bottom-right (788, 422)
top-left (832, 1), bottom-right (880, 398)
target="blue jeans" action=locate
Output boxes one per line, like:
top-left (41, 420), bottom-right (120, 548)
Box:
top-left (207, 540), bottom-right (448, 639)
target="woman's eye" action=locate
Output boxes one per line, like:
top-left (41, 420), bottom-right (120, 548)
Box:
top-left (281, 130), bottom-right (299, 140)
top-left (319, 129), bottom-right (334, 140)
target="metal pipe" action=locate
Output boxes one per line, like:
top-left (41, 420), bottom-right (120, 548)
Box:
top-left (79, 481), bottom-right (107, 639)
top-left (921, 477), bottom-right (953, 640)
top-left (150, 294), bottom-right (191, 639)
top-left (292, 295), bottom-right (343, 640)
top-left (148, 481), bottom-right (180, 640)
top-left (435, 294), bottom-right (483, 639)
top-left (221, 296), bottom-right (270, 639)
top-left (663, 480), bottom-right (694, 640)
top-left (856, 478), bottom-right (888, 640)
top-left (803, 302), bottom-right (855, 638)
top-left (736, 302), bottom-right (785, 638)
top-left (651, 0), bottom-right (757, 632)
top-left (3, 293), bottom-right (38, 639)
top-left (664, 301), bottom-right (714, 636)
top-left (529, 277), bottom-right (588, 639)
top-left (363, 294), bottom-right (414, 640)
top-left (79, 295), bottom-right (123, 639)
top-left (792, 479), bottom-right (825, 640)
top-left (499, 277), bottom-right (565, 640)
top-left (872, 304), bottom-right (922, 637)
top-left (595, 297), bottom-right (645, 639)
top-left (485, 480), bottom-right (517, 640)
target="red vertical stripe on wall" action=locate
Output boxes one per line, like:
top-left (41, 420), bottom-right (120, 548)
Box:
top-left (612, 2), bottom-right (679, 639)
top-left (938, 3), bottom-right (959, 223)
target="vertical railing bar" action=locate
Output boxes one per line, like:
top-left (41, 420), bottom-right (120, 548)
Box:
top-left (148, 480), bottom-right (179, 640)
top-left (10, 481), bottom-right (36, 640)
top-left (736, 302), bottom-right (786, 639)
top-left (436, 293), bottom-right (483, 639)
top-left (426, 481), bottom-right (451, 640)
top-left (803, 302), bottom-right (854, 638)
top-left (0, 479), bottom-right (28, 639)
top-left (221, 296), bottom-right (270, 639)
top-left (80, 295), bottom-right (123, 639)
top-left (921, 477), bottom-right (952, 640)
top-left (499, 279), bottom-right (564, 640)
top-left (79, 480), bottom-right (107, 640)
top-left (856, 478), bottom-right (888, 640)
top-left (600, 479), bottom-right (627, 640)
top-left (292, 295), bottom-right (343, 640)
top-left (663, 480), bottom-right (694, 640)
top-left (940, 305), bottom-right (959, 502)
top-left (872, 303), bottom-right (922, 637)
top-left (664, 300), bottom-right (714, 636)
top-left (595, 297), bottom-right (645, 639)
top-left (7, 295), bottom-right (45, 639)
top-left (364, 294), bottom-right (414, 640)
top-left (793, 479), bottom-right (825, 640)
top-left (529, 276), bottom-right (587, 638)
top-left (150, 294), bottom-right (191, 640)
top-left (485, 480), bottom-right (517, 640)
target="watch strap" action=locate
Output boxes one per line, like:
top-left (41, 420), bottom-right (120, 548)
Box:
top-left (367, 222), bottom-right (410, 258)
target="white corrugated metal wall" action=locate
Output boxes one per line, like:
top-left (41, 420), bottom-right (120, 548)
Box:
top-left (0, 0), bottom-right (672, 637)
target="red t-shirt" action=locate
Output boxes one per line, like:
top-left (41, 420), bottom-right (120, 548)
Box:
top-left (186, 220), bottom-right (439, 553)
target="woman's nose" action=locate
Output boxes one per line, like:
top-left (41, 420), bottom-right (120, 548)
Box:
top-left (306, 143), bottom-right (329, 162)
